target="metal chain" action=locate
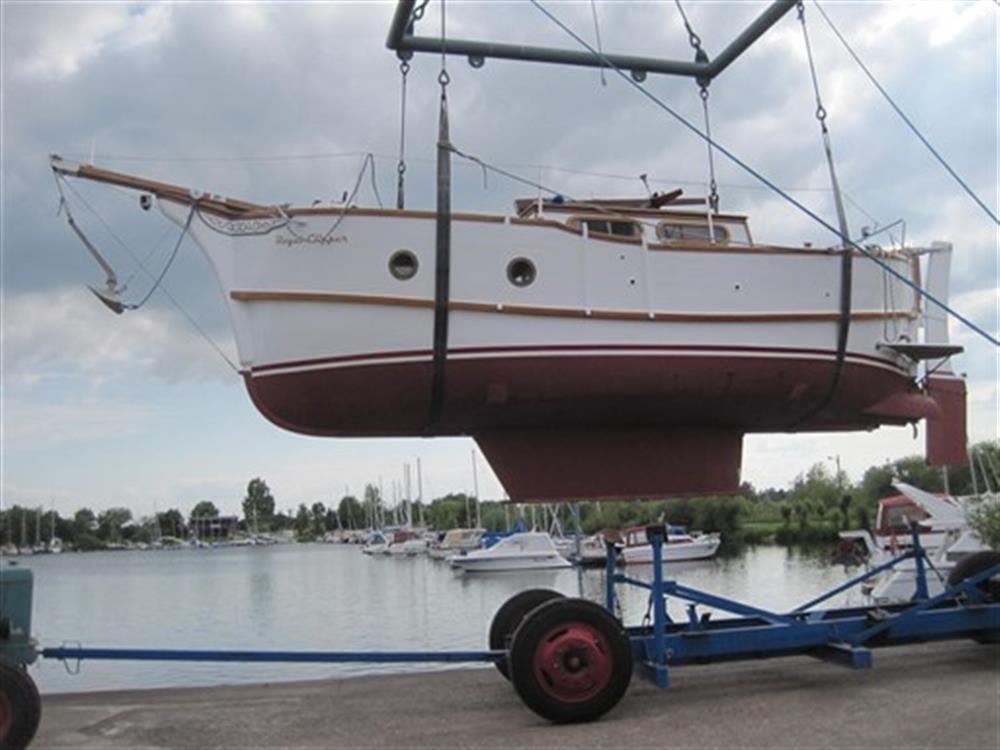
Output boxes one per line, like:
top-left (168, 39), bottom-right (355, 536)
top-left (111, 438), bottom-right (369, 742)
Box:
top-left (798, 2), bottom-right (828, 128)
top-left (700, 84), bottom-right (719, 216)
top-left (396, 59), bottom-right (410, 210)
top-left (675, 1), bottom-right (719, 219)
top-left (797, 0), bottom-right (851, 244)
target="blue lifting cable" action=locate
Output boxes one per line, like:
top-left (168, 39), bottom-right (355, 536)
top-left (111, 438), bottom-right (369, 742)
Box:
top-left (529, 0), bottom-right (999, 349)
top-left (812, 0), bottom-right (998, 227)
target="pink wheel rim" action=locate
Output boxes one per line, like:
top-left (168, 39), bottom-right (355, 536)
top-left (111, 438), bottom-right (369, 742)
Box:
top-left (532, 623), bottom-right (614, 703)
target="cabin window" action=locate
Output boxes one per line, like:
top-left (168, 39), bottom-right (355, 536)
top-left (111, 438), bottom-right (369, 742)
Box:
top-left (572, 217), bottom-right (641, 239)
top-left (656, 222), bottom-right (730, 243)
top-left (388, 250), bottom-right (419, 280)
top-left (507, 257), bottom-right (537, 287)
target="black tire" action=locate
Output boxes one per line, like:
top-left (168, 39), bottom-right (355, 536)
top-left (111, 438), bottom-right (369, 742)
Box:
top-left (508, 598), bottom-right (632, 724)
top-left (0, 660), bottom-right (41, 750)
top-left (947, 551), bottom-right (1000, 644)
top-left (947, 551), bottom-right (1000, 601)
top-left (489, 589), bottom-right (565, 679)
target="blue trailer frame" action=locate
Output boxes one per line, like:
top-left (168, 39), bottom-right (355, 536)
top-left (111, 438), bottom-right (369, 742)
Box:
top-left (604, 526), bottom-right (999, 689)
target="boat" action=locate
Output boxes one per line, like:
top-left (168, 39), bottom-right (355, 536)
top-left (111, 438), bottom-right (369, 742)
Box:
top-left (840, 483), bottom-right (996, 604)
top-left (449, 532), bottom-right (572, 573)
top-left (428, 528), bottom-right (484, 560)
top-left (385, 529), bottom-right (426, 556)
top-left (361, 530), bottom-right (391, 555)
top-left (48, 0), bottom-right (972, 503)
top-left (618, 525), bottom-right (721, 564)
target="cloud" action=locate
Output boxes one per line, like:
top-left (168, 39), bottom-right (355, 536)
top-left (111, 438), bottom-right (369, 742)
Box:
top-left (2, 397), bottom-right (153, 452)
top-left (2, 286), bottom-right (237, 387)
top-left (3, 3), bottom-right (172, 81)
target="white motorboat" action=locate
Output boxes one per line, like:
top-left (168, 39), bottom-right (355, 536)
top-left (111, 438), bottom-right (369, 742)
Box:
top-left (361, 531), bottom-right (390, 555)
top-left (450, 532), bottom-right (572, 573)
top-left (429, 528), bottom-right (484, 560)
top-left (619, 525), bottom-right (721, 565)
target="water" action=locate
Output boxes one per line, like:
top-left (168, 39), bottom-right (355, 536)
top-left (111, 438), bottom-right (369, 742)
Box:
top-left (19, 543), bottom-right (864, 694)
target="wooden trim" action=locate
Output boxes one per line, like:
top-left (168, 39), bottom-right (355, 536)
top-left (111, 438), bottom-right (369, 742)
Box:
top-left (231, 290), bottom-right (433, 309)
top-left (74, 164), bottom-right (261, 216)
top-left (230, 289), bottom-right (917, 324)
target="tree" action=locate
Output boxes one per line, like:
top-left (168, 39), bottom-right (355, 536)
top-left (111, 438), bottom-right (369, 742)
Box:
top-left (97, 508), bottom-right (132, 542)
top-left (337, 495), bottom-right (364, 529)
top-left (243, 478), bottom-right (276, 531)
top-left (294, 503), bottom-right (312, 539)
top-left (74, 508), bottom-right (97, 534)
top-left (190, 501), bottom-right (219, 521)
top-left (311, 501), bottom-right (327, 535)
top-left (157, 508), bottom-right (185, 539)
top-left (967, 496), bottom-right (1000, 550)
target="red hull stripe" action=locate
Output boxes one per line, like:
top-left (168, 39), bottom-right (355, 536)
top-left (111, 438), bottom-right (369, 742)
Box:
top-left (248, 343), bottom-right (907, 376)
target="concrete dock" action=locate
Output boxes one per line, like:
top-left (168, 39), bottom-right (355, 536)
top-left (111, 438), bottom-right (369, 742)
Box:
top-left (34, 640), bottom-right (998, 748)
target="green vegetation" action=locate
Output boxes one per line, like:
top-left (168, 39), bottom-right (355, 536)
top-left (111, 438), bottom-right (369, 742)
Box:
top-left (3, 441), bottom-right (996, 551)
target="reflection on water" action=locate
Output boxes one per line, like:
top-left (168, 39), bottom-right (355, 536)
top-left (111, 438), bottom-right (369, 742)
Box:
top-left (22, 543), bottom-right (861, 694)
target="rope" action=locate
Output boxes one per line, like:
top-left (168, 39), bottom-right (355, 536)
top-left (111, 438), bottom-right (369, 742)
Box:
top-left (529, 0), bottom-right (999, 349)
top-left (812, 0), bottom-right (999, 226)
top-left (121, 204), bottom-right (196, 311)
top-left (56, 176), bottom-right (240, 373)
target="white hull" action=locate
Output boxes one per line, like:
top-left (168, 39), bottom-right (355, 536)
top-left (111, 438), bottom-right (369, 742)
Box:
top-left (451, 554), bottom-right (572, 573)
top-left (168, 206), bottom-right (921, 385)
top-left (451, 532), bottom-right (573, 572)
top-left (621, 534), bottom-right (721, 564)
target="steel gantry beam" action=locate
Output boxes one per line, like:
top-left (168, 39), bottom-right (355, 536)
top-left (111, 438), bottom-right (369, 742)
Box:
top-left (386, 0), bottom-right (797, 81)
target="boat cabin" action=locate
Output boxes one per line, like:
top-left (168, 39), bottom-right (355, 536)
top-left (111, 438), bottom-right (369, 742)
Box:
top-left (514, 194), bottom-right (754, 247)
top-left (622, 525), bottom-right (692, 548)
top-left (874, 495), bottom-right (933, 538)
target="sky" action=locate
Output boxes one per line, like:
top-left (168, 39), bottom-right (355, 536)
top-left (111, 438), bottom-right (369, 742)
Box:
top-left (1, 1), bottom-right (997, 521)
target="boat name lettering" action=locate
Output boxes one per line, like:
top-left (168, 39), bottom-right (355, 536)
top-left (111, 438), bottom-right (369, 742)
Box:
top-left (276, 234), bottom-right (349, 247)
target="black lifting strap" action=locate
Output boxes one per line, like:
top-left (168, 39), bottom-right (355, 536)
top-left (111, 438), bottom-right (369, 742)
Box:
top-left (427, 78), bottom-right (452, 433)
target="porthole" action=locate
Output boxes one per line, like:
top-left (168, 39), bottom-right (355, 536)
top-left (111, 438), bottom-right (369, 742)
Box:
top-left (507, 257), bottom-right (537, 287)
top-left (388, 250), bottom-right (419, 280)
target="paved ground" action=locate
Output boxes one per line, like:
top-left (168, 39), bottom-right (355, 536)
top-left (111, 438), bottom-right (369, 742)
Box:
top-left (34, 640), bottom-right (999, 748)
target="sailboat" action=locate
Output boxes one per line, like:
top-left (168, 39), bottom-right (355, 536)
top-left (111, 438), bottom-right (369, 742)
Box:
top-left (50, 0), bottom-right (974, 503)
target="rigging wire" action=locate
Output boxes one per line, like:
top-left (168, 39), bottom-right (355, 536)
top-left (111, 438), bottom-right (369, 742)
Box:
top-left (812, 0), bottom-right (998, 226)
top-left (528, 0), bottom-right (999, 349)
top-left (589, 0), bottom-right (607, 86)
top-left (56, 176), bottom-right (240, 373)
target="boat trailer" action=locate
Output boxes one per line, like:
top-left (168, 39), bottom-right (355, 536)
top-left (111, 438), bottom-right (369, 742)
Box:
top-left (1, 527), bottom-right (997, 746)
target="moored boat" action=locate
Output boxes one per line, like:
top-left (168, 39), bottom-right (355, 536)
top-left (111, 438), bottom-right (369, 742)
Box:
top-left (619, 525), bottom-right (721, 564)
top-left (450, 532), bottom-right (572, 573)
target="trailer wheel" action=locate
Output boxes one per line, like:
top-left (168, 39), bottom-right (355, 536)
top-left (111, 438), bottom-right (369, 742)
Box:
top-left (947, 551), bottom-right (1000, 644)
top-left (947, 551), bottom-right (1000, 601)
top-left (489, 589), bottom-right (565, 679)
top-left (0, 661), bottom-right (41, 750)
top-left (508, 598), bottom-right (632, 723)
